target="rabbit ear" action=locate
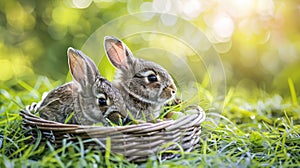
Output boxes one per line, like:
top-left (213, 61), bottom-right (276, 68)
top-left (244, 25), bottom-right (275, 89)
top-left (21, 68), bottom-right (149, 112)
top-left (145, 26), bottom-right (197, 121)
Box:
top-left (68, 47), bottom-right (100, 87)
top-left (104, 36), bottom-right (134, 70)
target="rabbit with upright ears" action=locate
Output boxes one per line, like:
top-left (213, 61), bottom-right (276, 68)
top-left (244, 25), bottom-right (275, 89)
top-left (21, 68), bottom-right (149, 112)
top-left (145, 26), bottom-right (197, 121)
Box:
top-left (34, 47), bottom-right (127, 125)
top-left (104, 36), bottom-right (177, 121)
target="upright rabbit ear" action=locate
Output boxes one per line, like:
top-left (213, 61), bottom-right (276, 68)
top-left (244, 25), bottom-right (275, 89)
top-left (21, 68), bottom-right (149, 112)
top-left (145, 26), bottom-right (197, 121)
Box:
top-left (104, 36), bottom-right (134, 70)
top-left (68, 47), bottom-right (100, 87)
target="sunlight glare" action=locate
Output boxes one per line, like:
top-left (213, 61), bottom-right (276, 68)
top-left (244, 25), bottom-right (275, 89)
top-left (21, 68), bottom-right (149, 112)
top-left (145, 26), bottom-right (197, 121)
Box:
top-left (182, 0), bottom-right (202, 19)
top-left (257, 0), bottom-right (275, 17)
top-left (212, 13), bottom-right (234, 41)
top-left (229, 0), bottom-right (256, 18)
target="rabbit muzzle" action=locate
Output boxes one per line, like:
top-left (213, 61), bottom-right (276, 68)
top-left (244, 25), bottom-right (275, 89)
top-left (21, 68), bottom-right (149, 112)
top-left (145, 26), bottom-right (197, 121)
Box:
top-left (107, 111), bottom-right (122, 124)
top-left (105, 107), bottom-right (127, 125)
top-left (158, 83), bottom-right (177, 103)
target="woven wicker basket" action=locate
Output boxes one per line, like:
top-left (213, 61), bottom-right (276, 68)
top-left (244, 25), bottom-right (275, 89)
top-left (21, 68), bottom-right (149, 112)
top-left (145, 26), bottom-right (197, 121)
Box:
top-left (20, 106), bottom-right (205, 162)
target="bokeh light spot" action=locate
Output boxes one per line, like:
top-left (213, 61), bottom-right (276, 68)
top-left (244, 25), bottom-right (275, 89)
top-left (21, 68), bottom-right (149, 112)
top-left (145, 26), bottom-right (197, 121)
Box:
top-left (72, 0), bottom-right (92, 9)
top-left (160, 14), bottom-right (177, 26)
top-left (152, 0), bottom-right (171, 13)
top-left (182, 0), bottom-right (202, 19)
top-left (0, 60), bottom-right (13, 81)
top-left (52, 7), bottom-right (79, 26)
top-left (140, 2), bottom-right (156, 20)
top-left (5, 1), bottom-right (36, 32)
top-left (229, 0), bottom-right (256, 18)
top-left (257, 0), bottom-right (275, 17)
top-left (212, 13), bottom-right (235, 41)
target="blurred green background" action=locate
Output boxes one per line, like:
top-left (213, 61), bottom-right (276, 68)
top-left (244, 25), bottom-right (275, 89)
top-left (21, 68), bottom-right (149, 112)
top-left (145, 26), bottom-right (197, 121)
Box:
top-left (0, 0), bottom-right (299, 96)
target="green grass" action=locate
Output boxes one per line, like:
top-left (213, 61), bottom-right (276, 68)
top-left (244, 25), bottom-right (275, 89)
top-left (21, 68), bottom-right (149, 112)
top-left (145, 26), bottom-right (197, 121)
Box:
top-left (1, 76), bottom-right (300, 167)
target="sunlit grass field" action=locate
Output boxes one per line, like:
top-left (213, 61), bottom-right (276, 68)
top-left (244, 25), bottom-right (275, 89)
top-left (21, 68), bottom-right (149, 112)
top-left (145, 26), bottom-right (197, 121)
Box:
top-left (1, 0), bottom-right (300, 167)
top-left (1, 76), bottom-right (299, 167)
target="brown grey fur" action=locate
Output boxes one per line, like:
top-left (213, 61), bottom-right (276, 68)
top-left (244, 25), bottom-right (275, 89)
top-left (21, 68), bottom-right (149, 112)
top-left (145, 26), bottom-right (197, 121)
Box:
top-left (104, 36), bottom-right (177, 120)
top-left (33, 48), bottom-right (127, 125)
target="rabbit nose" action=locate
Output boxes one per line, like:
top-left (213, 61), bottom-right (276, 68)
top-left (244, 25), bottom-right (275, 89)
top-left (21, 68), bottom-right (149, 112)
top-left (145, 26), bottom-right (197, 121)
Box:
top-left (107, 112), bottom-right (122, 124)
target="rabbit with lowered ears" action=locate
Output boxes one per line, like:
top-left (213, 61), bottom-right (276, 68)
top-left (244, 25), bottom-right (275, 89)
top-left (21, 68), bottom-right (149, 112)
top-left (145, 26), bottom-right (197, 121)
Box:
top-left (30, 47), bottom-right (128, 125)
top-left (104, 36), bottom-right (177, 121)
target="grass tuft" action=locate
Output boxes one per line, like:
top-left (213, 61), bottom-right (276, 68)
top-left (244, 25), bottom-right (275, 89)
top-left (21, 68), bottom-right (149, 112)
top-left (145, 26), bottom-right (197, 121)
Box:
top-left (1, 76), bottom-right (300, 167)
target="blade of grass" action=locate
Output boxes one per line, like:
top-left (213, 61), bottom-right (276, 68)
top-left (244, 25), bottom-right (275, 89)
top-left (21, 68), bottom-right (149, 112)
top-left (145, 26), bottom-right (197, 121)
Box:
top-left (105, 137), bottom-right (111, 168)
top-left (64, 111), bottom-right (75, 124)
top-left (288, 78), bottom-right (298, 106)
top-left (45, 141), bottom-right (65, 167)
top-left (18, 81), bottom-right (34, 92)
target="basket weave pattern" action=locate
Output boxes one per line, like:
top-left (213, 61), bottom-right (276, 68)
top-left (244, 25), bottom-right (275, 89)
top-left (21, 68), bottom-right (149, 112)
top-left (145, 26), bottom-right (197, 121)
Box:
top-left (20, 107), bottom-right (205, 162)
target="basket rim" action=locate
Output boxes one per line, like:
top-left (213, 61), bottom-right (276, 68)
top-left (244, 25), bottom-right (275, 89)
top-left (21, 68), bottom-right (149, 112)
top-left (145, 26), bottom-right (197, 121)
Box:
top-left (20, 106), bottom-right (206, 132)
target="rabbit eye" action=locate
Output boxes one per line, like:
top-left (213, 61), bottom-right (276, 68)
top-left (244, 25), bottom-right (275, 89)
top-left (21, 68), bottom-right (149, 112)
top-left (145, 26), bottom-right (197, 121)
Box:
top-left (98, 97), bottom-right (107, 106)
top-left (147, 74), bottom-right (158, 82)
top-left (96, 93), bottom-right (111, 106)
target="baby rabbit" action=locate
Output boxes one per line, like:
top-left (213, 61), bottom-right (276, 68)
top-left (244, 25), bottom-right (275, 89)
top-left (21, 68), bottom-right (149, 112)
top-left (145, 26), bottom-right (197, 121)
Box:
top-left (34, 47), bottom-right (127, 125)
top-left (104, 36), bottom-right (177, 121)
